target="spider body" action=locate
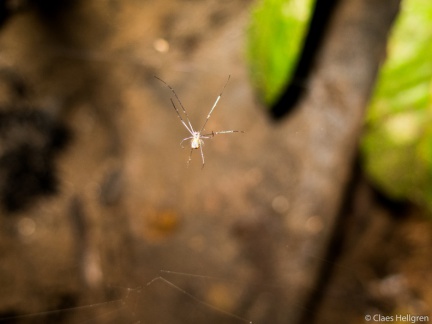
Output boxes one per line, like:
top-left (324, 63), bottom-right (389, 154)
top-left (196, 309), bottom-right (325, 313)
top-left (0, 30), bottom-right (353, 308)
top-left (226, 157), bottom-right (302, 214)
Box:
top-left (189, 132), bottom-right (204, 149)
top-left (155, 75), bottom-right (243, 168)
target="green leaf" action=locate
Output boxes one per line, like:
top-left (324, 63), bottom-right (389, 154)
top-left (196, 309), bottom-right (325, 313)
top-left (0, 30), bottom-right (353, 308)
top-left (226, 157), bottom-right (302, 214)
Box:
top-left (247, 0), bottom-right (314, 105)
top-left (362, 0), bottom-right (432, 214)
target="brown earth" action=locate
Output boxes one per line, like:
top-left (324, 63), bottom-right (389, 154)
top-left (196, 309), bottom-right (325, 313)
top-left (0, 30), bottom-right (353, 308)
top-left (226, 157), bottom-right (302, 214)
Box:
top-left (0, 0), bottom-right (430, 323)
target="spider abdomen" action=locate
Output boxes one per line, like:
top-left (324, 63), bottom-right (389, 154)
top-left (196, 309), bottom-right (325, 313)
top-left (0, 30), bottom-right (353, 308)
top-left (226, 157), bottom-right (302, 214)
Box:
top-left (191, 137), bottom-right (203, 149)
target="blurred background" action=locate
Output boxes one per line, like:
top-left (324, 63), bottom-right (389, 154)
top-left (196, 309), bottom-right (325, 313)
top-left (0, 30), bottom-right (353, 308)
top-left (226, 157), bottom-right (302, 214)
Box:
top-left (0, 0), bottom-right (431, 323)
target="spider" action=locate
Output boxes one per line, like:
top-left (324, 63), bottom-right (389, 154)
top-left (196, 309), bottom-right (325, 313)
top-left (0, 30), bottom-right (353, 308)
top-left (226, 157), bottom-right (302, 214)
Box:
top-left (155, 75), bottom-right (244, 168)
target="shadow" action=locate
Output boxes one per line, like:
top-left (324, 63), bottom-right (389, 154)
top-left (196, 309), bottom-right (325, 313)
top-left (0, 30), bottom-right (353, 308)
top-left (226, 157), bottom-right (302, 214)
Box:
top-left (270, 0), bottom-right (340, 120)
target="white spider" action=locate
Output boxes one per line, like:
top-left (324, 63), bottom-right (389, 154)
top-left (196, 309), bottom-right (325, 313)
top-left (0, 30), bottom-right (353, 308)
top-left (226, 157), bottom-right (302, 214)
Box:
top-left (155, 75), bottom-right (244, 168)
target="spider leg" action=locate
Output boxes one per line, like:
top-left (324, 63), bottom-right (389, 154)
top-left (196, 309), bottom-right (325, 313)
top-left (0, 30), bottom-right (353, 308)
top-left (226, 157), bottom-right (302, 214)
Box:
top-left (201, 130), bottom-right (244, 138)
top-left (180, 136), bottom-right (194, 148)
top-left (199, 75), bottom-right (231, 133)
top-left (187, 148), bottom-right (193, 167)
top-left (199, 145), bottom-right (205, 169)
top-left (155, 76), bottom-right (195, 133)
top-left (213, 130), bottom-right (244, 135)
top-left (171, 99), bottom-right (194, 134)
